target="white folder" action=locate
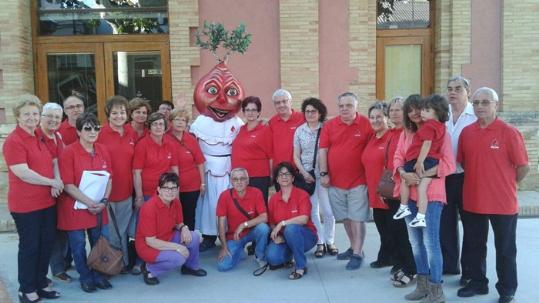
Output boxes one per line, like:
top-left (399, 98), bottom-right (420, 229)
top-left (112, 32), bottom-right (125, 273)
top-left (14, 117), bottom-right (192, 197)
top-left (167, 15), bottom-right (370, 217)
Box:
top-left (74, 170), bottom-right (110, 210)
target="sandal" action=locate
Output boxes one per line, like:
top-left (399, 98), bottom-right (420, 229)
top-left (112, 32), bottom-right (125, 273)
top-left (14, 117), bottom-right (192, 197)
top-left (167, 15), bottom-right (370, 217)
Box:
top-left (288, 267), bottom-right (307, 280)
top-left (392, 271), bottom-right (415, 288)
top-left (326, 243), bottom-right (339, 256)
top-left (314, 244), bottom-right (326, 258)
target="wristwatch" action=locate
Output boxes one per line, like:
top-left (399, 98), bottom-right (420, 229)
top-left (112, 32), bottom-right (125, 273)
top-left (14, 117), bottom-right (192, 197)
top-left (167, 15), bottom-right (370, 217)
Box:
top-left (281, 220), bottom-right (287, 226)
top-left (243, 222), bottom-right (249, 228)
top-left (319, 172), bottom-right (328, 177)
top-left (100, 198), bottom-right (108, 204)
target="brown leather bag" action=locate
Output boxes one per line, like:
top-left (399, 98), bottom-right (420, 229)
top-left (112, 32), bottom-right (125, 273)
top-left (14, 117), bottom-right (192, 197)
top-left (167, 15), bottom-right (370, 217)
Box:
top-left (377, 137), bottom-right (397, 200)
top-left (87, 206), bottom-right (124, 276)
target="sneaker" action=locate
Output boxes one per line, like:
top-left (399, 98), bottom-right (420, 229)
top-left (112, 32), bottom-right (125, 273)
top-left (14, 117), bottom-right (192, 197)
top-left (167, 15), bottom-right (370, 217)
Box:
top-left (498, 295), bottom-right (515, 303)
top-left (53, 272), bottom-right (72, 283)
top-left (457, 283), bottom-right (489, 297)
top-left (409, 216), bottom-right (426, 228)
top-left (393, 207), bottom-right (412, 220)
top-left (345, 254), bottom-right (363, 270)
top-left (336, 248), bottom-right (353, 260)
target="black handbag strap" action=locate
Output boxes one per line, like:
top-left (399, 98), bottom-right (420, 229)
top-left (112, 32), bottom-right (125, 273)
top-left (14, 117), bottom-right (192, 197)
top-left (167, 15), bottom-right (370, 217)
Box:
top-left (230, 189), bottom-right (252, 220)
top-left (96, 203), bottom-right (126, 266)
top-left (312, 127), bottom-right (322, 170)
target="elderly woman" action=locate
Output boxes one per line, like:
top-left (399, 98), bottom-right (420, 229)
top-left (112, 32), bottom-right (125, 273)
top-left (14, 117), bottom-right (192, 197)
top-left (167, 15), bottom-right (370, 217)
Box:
top-left (231, 96), bottom-right (272, 202)
top-left (167, 108), bottom-right (206, 230)
top-left (57, 112), bottom-right (113, 293)
top-left (394, 95), bottom-right (455, 302)
top-left (266, 162), bottom-right (317, 280)
top-left (128, 97), bottom-right (152, 141)
top-left (37, 103), bottom-right (73, 283)
top-left (136, 173), bottom-right (206, 285)
top-left (293, 97), bottom-right (337, 258)
top-left (96, 96), bottom-right (137, 270)
top-left (4, 95), bottom-right (64, 302)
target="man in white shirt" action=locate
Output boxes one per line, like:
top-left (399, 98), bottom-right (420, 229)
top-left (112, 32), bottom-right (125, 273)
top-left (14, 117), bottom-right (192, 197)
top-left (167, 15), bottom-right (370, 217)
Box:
top-left (441, 76), bottom-right (477, 285)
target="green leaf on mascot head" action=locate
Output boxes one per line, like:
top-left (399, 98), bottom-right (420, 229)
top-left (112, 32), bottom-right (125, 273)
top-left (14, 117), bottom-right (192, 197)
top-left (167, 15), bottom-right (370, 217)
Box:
top-left (194, 21), bottom-right (252, 62)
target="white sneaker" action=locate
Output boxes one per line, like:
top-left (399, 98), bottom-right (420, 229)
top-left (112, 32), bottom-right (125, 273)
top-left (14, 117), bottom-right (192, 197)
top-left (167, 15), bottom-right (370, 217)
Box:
top-left (393, 207), bottom-right (412, 220)
top-left (409, 217), bottom-right (426, 228)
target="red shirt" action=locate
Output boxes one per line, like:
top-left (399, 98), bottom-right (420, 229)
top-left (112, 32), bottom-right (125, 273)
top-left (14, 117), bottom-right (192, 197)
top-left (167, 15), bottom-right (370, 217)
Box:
top-left (232, 124), bottom-right (272, 177)
top-left (269, 111), bottom-right (305, 168)
top-left (361, 131), bottom-right (391, 209)
top-left (58, 120), bottom-right (78, 145)
top-left (35, 128), bottom-right (65, 159)
top-left (133, 135), bottom-right (178, 196)
top-left (319, 114), bottom-right (373, 189)
top-left (268, 187), bottom-right (317, 235)
top-left (57, 142), bottom-right (112, 230)
top-left (97, 124), bottom-right (137, 201)
top-left (458, 118), bottom-right (528, 215)
top-left (167, 132), bottom-right (205, 192)
top-left (136, 195), bottom-right (183, 263)
top-left (386, 128), bottom-right (404, 171)
top-left (405, 119), bottom-right (446, 161)
top-left (216, 187), bottom-right (267, 240)
top-left (126, 123), bottom-right (148, 143)
top-left (3, 126), bottom-right (55, 213)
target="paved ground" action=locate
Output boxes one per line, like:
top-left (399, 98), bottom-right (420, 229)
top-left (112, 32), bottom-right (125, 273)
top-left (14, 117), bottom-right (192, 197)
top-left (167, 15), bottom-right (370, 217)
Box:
top-left (0, 218), bottom-right (538, 303)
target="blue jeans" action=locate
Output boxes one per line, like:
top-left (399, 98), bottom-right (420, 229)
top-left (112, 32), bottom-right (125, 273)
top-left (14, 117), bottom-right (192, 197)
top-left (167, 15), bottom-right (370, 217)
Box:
top-left (218, 223), bottom-right (270, 272)
top-left (67, 225), bottom-right (109, 284)
top-left (266, 224), bottom-right (317, 270)
top-left (405, 201), bottom-right (443, 283)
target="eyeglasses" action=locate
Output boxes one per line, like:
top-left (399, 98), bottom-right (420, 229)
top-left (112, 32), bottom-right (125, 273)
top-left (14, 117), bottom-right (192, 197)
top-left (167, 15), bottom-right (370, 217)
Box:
top-left (160, 186), bottom-right (178, 192)
top-left (82, 126), bottom-right (100, 132)
top-left (278, 172), bottom-right (292, 178)
top-left (231, 177), bottom-right (248, 182)
top-left (304, 109), bottom-right (318, 114)
top-left (151, 121), bottom-right (166, 127)
top-left (472, 100), bottom-right (495, 107)
top-left (244, 108), bottom-right (259, 113)
top-left (64, 104), bottom-right (84, 110)
top-left (42, 114), bottom-right (62, 120)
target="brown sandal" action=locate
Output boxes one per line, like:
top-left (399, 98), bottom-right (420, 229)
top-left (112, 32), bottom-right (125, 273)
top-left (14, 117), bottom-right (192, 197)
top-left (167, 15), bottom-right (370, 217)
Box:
top-left (288, 267), bottom-right (307, 280)
top-left (326, 243), bottom-right (339, 256)
top-left (314, 244), bottom-right (326, 258)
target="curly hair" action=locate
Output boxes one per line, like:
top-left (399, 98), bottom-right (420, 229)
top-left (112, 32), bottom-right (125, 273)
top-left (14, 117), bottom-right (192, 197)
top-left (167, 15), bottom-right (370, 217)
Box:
top-left (301, 97), bottom-right (327, 122)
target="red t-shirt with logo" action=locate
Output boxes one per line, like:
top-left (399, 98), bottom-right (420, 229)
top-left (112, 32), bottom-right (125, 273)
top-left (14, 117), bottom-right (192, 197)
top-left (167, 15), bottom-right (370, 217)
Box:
top-left (167, 132), bottom-right (205, 192)
top-left (268, 187), bottom-right (317, 235)
top-left (319, 114), bottom-right (373, 189)
top-left (458, 118), bottom-right (528, 215)
top-left (57, 142), bottom-right (111, 230)
top-left (136, 195), bottom-right (184, 263)
top-left (269, 111), bottom-right (305, 168)
top-left (232, 124), bottom-right (272, 177)
top-left (361, 131), bottom-right (391, 209)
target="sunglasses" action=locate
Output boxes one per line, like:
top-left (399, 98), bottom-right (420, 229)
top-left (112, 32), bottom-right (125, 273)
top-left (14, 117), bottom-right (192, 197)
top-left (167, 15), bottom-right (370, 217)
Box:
top-left (82, 125), bottom-right (101, 132)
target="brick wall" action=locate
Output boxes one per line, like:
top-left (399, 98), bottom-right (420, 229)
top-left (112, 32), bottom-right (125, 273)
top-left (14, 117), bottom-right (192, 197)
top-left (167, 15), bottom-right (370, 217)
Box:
top-left (349, 0), bottom-right (377, 114)
top-left (279, 0), bottom-right (319, 109)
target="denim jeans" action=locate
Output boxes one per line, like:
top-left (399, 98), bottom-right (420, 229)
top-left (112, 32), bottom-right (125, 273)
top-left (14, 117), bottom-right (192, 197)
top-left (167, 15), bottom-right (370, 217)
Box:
top-left (217, 223), bottom-right (270, 272)
top-left (67, 224), bottom-right (109, 284)
top-left (266, 224), bottom-right (317, 270)
top-left (11, 206), bottom-right (56, 293)
top-left (405, 201), bottom-right (443, 283)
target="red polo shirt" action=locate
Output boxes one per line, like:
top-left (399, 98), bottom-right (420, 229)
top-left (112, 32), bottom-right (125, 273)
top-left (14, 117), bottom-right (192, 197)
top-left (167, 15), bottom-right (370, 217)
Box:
top-left (126, 123), bottom-right (148, 143)
top-left (58, 120), bottom-right (78, 145)
top-left (97, 124), bottom-right (137, 201)
top-left (133, 134), bottom-right (178, 196)
top-left (35, 128), bottom-right (65, 159)
top-left (3, 126), bottom-right (55, 213)
top-left (231, 124), bottom-right (272, 177)
top-left (361, 131), bottom-right (391, 209)
top-left (319, 114), bottom-right (373, 189)
top-left (167, 132), bottom-right (205, 192)
top-left (269, 111), bottom-right (305, 168)
top-left (458, 118), bottom-right (528, 215)
top-left (216, 187), bottom-right (267, 240)
top-left (57, 142), bottom-right (112, 230)
top-left (268, 187), bottom-right (316, 235)
top-left (405, 119), bottom-right (446, 161)
top-left (136, 195), bottom-right (183, 263)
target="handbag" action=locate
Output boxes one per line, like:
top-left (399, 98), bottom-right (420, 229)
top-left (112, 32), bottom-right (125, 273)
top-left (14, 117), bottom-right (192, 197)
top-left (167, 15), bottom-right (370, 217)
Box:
top-left (293, 127), bottom-right (321, 196)
top-left (87, 204), bottom-right (124, 276)
top-left (377, 136), bottom-right (397, 200)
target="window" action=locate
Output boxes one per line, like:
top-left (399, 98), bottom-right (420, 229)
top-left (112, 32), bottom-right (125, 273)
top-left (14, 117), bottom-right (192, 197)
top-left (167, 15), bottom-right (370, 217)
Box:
top-left (377, 0), bottom-right (430, 29)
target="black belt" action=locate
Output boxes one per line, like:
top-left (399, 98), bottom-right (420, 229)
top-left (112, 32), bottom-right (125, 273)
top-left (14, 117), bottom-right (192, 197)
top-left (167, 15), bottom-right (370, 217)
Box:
top-left (208, 154), bottom-right (231, 157)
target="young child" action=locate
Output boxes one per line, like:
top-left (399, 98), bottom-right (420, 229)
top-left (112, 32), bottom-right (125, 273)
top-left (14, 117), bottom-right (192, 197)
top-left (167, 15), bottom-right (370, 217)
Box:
top-left (393, 94), bottom-right (449, 227)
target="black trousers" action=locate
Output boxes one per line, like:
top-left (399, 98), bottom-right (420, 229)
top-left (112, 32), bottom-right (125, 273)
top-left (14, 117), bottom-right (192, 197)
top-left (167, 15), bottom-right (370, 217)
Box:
top-left (372, 208), bottom-right (397, 264)
top-left (461, 211), bottom-right (518, 297)
top-left (179, 190), bottom-right (200, 231)
top-left (440, 173), bottom-right (470, 276)
top-left (249, 176), bottom-right (271, 206)
top-left (386, 199), bottom-right (416, 275)
top-left (11, 206), bottom-right (56, 293)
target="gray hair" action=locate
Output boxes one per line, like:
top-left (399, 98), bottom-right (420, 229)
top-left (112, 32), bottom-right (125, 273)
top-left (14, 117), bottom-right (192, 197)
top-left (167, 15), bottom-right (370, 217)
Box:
top-left (272, 89), bottom-right (292, 101)
top-left (337, 92), bottom-right (358, 103)
top-left (230, 167), bottom-right (249, 179)
top-left (42, 102), bottom-right (63, 114)
top-left (447, 75), bottom-right (471, 90)
top-left (472, 87), bottom-right (499, 102)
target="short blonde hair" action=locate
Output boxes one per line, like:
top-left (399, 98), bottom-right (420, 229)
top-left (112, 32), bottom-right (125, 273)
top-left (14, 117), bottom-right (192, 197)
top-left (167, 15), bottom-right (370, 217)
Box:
top-left (13, 94), bottom-right (42, 118)
top-left (169, 108), bottom-right (191, 124)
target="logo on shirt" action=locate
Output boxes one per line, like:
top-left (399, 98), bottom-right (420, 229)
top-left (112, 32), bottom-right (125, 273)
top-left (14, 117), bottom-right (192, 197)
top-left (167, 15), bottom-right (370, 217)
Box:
top-left (129, 139), bottom-right (135, 146)
top-left (354, 131), bottom-right (362, 137)
top-left (102, 161), bottom-right (108, 169)
top-left (378, 145), bottom-right (385, 150)
top-left (490, 139), bottom-right (500, 149)
top-left (290, 127), bottom-right (297, 130)
top-left (167, 152), bottom-right (172, 159)
top-left (250, 135), bottom-right (257, 138)
top-left (291, 209), bottom-right (298, 213)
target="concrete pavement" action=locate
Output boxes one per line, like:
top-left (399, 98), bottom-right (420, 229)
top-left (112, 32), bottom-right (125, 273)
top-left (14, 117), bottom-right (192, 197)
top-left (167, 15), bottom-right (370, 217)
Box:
top-left (1, 219), bottom-right (538, 303)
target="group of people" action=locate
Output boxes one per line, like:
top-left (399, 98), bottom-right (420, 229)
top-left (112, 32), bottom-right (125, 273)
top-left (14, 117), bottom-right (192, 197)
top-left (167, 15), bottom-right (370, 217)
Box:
top-left (4, 76), bottom-right (529, 303)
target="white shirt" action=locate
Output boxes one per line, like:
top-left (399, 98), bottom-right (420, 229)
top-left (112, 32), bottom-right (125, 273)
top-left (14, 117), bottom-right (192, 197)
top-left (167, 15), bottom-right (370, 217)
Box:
top-left (446, 102), bottom-right (477, 174)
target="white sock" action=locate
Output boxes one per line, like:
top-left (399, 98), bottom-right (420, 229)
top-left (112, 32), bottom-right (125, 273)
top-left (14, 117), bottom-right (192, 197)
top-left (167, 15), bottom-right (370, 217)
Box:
top-left (416, 213), bottom-right (425, 220)
top-left (399, 204), bottom-right (408, 210)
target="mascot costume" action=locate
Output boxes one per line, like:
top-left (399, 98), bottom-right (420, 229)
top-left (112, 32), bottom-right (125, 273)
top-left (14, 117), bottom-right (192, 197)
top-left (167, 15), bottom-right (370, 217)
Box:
top-left (190, 22), bottom-right (251, 249)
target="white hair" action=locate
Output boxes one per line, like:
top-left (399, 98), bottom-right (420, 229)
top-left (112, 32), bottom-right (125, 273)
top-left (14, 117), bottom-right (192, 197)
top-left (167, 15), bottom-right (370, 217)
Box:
top-left (230, 167), bottom-right (249, 179)
top-left (42, 102), bottom-right (64, 114)
top-left (272, 89), bottom-right (292, 101)
top-left (472, 87), bottom-right (499, 102)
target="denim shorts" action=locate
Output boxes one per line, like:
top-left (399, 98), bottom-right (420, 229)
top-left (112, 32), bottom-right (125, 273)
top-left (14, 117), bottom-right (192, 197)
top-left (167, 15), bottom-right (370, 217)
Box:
top-left (404, 157), bottom-right (439, 173)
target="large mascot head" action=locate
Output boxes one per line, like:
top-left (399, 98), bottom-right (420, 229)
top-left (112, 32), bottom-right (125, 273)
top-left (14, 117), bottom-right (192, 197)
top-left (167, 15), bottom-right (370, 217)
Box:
top-left (193, 62), bottom-right (244, 122)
